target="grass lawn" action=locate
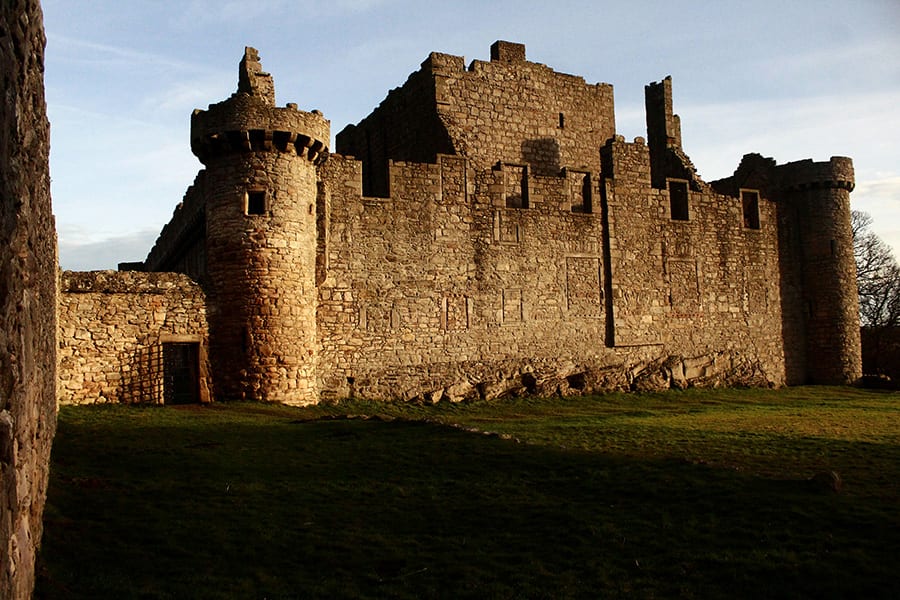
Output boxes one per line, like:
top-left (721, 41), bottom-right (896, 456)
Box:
top-left (36, 386), bottom-right (900, 599)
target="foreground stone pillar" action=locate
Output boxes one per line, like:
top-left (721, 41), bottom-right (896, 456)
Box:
top-left (0, 0), bottom-right (58, 598)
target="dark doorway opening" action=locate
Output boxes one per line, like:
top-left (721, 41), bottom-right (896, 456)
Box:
top-left (163, 342), bottom-right (200, 404)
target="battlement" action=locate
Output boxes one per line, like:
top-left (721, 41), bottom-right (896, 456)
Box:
top-left (777, 156), bottom-right (855, 191)
top-left (143, 171), bottom-right (207, 276)
top-left (490, 40), bottom-right (526, 63)
top-left (421, 51), bottom-right (466, 75)
top-left (320, 152), bottom-right (600, 217)
top-left (61, 270), bottom-right (202, 295)
top-left (191, 47), bottom-right (329, 164)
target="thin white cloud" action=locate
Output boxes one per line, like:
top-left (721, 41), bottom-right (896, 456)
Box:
top-left (58, 228), bottom-right (161, 271)
top-left (47, 33), bottom-right (211, 73)
top-left (48, 103), bottom-right (198, 244)
top-left (139, 74), bottom-right (233, 114)
top-left (48, 102), bottom-right (172, 132)
top-left (681, 90), bottom-right (900, 178)
top-left (856, 177), bottom-right (900, 198)
top-left (750, 36), bottom-right (900, 87)
top-left (853, 176), bottom-right (900, 257)
top-left (176, 0), bottom-right (393, 25)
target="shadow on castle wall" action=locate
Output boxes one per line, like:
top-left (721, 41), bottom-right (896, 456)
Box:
top-left (522, 138), bottom-right (560, 176)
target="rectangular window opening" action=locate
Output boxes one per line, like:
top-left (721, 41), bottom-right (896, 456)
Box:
top-left (246, 190), bottom-right (267, 216)
top-left (668, 180), bottom-right (689, 221)
top-left (741, 190), bottom-right (760, 229)
top-left (504, 165), bottom-right (529, 209)
top-left (558, 112), bottom-right (565, 128)
top-left (569, 171), bottom-right (592, 213)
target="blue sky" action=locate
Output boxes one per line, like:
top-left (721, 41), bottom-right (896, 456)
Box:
top-left (42, 0), bottom-right (900, 270)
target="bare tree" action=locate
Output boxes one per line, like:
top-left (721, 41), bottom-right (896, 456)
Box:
top-left (852, 210), bottom-right (900, 328)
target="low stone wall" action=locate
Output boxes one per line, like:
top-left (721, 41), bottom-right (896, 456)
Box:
top-left (58, 271), bottom-right (210, 405)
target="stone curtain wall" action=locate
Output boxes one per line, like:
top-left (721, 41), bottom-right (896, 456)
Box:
top-left (600, 136), bottom-right (786, 384)
top-left (0, 1), bottom-right (57, 598)
top-left (315, 151), bottom-right (784, 402)
top-left (317, 49), bottom-right (797, 401)
top-left (58, 271), bottom-right (209, 405)
top-left (143, 170), bottom-right (208, 283)
top-left (317, 154), bottom-right (612, 401)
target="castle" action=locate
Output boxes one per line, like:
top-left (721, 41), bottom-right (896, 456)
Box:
top-left (57, 41), bottom-right (862, 406)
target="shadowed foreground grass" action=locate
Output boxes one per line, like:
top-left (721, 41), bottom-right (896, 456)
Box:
top-left (37, 387), bottom-right (900, 599)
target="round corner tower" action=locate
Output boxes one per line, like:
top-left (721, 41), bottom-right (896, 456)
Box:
top-left (191, 46), bottom-right (329, 405)
top-left (782, 156), bottom-right (861, 385)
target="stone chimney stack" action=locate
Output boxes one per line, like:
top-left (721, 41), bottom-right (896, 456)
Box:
top-left (237, 46), bottom-right (275, 106)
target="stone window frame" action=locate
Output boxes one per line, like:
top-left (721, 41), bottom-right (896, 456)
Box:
top-left (492, 209), bottom-right (522, 244)
top-left (667, 178), bottom-right (690, 221)
top-left (563, 167), bottom-right (593, 214)
top-left (666, 258), bottom-right (702, 317)
top-left (496, 161), bottom-right (530, 209)
top-left (500, 288), bottom-right (524, 325)
top-left (740, 188), bottom-right (761, 230)
top-left (245, 189), bottom-right (268, 216)
top-left (564, 254), bottom-right (604, 318)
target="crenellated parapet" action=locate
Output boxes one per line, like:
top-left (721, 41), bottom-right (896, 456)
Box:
top-left (143, 171), bottom-right (207, 278)
top-left (337, 41), bottom-right (614, 197)
top-left (190, 48), bottom-right (329, 165)
top-left (191, 97), bottom-right (329, 164)
top-left (776, 156), bottom-right (855, 192)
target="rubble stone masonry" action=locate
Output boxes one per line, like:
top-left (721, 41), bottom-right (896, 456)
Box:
top-left (0, 1), bottom-right (57, 597)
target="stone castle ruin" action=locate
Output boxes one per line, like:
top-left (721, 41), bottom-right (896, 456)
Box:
top-left (58, 41), bottom-right (862, 406)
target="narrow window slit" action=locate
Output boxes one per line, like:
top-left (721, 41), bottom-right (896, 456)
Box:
top-left (246, 190), bottom-right (266, 215)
